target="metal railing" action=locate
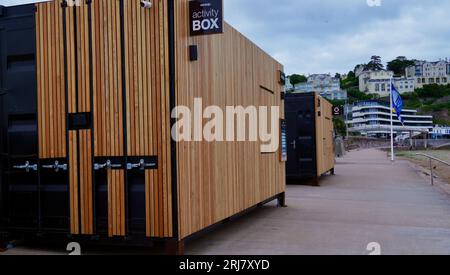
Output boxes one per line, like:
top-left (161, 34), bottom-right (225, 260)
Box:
top-left (415, 153), bottom-right (450, 186)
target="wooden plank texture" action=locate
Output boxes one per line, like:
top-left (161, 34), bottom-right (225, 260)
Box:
top-left (36, 0), bottom-right (66, 159)
top-left (315, 95), bottom-right (335, 176)
top-left (107, 169), bottom-right (125, 237)
top-left (68, 131), bottom-right (79, 234)
top-left (92, 0), bottom-right (124, 157)
top-left (123, 0), bottom-right (172, 238)
top-left (174, 0), bottom-right (286, 240)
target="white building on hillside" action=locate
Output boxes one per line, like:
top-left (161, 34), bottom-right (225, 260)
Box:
top-left (405, 60), bottom-right (450, 89)
top-left (346, 100), bottom-right (434, 137)
top-left (294, 74), bottom-right (347, 100)
top-left (359, 70), bottom-right (415, 96)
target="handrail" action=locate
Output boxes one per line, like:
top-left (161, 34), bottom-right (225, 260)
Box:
top-left (415, 153), bottom-right (450, 166)
top-left (415, 153), bottom-right (450, 186)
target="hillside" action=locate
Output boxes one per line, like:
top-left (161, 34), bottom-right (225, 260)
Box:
top-left (402, 84), bottom-right (450, 125)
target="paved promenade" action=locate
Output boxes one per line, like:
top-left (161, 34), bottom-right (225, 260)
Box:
top-left (187, 149), bottom-right (450, 255)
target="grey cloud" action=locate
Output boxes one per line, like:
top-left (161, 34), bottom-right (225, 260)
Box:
top-left (3, 0), bottom-right (450, 75)
top-left (224, 0), bottom-right (450, 74)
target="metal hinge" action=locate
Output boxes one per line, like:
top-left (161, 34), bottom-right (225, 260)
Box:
top-left (94, 160), bottom-right (122, 171)
top-left (42, 161), bottom-right (68, 172)
top-left (13, 161), bottom-right (38, 173)
top-left (127, 159), bottom-right (156, 171)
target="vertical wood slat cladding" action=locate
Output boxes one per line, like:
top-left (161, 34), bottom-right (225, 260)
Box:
top-left (68, 131), bottom-right (79, 234)
top-left (79, 129), bottom-right (94, 234)
top-left (108, 169), bottom-right (125, 237)
top-left (68, 1), bottom-right (95, 235)
top-left (36, 1), bottom-right (66, 159)
top-left (174, 0), bottom-right (286, 239)
top-left (35, 0), bottom-right (172, 238)
top-left (76, 3), bottom-right (91, 113)
top-left (92, 0), bottom-right (124, 157)
top-left (65, 1), bottom-right (76, 114)
top-left (123, 0), bottom-right (172, 238)
top-left (315, 96), bottom-right (334, 176)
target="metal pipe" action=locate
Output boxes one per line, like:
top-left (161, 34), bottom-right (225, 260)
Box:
top-left (415, 153), bottom-right (450, 186)
top-left (430, 158), bottom-right (434, 186)
top-left (390, 77), bottom-right (394, 162)
top-left (415, 153), bottom-right (450, 166)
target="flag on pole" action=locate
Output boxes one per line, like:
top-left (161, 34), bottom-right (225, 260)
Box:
top-left (391, 82), bottom-right (404, 125)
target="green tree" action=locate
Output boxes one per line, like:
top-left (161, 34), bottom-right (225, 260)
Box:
top-left (289, 74), bottom-right (307, 86)
top-left (366, 55), bottom-right (384, 71)
top-left (341, 70), bottom-right (358, 90)
top-left (333, 117), bottom-right (347, 137)
top-left (329, 99), bottom-right (346, 107)
top-left (346, 88), bottom-right (379, 103)
top-left (348, 70), bottom-right (356, 79)
top-left (416, 84), bottom-right (450, 98)
top-left (387, 57), bottom-right (415, 76)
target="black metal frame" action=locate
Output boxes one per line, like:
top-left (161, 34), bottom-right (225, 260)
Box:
top-left (168, 0), bottom-right (179, 242)
top-left (86, 0), bottom-right (98, 236)
top-left (119, 0), bottom-right (130, 239)
top-left (0, 3), bottom-right (53, 237)
top-left (61, 0), bottom-right (71, 237)
top-left (33, 4), bottom-right (42, 236)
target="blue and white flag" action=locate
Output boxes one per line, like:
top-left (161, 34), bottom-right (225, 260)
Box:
top-left (391, 82), bottom-right (404, 125)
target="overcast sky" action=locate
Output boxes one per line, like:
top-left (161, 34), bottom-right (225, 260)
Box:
top-left (3, 0), bottom-right (450, 75)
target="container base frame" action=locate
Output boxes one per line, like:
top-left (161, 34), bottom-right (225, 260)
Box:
top-left (287, 168), bottom-right (336, 187)
top-left (0, 233), bottom-right (9, 252)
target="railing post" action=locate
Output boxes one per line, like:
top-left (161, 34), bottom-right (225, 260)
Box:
top-left (429, 158), bottom-right (434, 186)
top-left (415, 153), bottom-right (450, 186)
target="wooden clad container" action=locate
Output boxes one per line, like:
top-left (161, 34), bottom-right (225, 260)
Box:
top-left (0, 0), bottom-right (286, 253)
top-left (285, 93), bottom-right (335, 186)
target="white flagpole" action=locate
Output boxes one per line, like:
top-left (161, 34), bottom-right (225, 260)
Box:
top-left (390, 77), bottom-right (395, 162)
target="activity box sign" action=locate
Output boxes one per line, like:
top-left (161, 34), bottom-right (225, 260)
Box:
top-left (189, 0), bottom-right (224, 36)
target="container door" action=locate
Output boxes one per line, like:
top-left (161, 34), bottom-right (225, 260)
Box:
top-left (35, 2), bottom-right (70, 233)
top-left (286, 95), bottom-right (317, 179)
top-left (286, 106), bottom-right (300, 175)
top-left (1, 5), bottom-right (41, 231)
top-left (32, 0), bottom-right (173, 239)
top-left (0, 5), bottom-right (68, 233)
top-left (120, 0), bottom-right (173, 239)
top-left (0, 25), bottom-right (4, 229)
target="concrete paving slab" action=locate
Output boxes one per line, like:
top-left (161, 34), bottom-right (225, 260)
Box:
top-left (187, 149), bottom-right (450, 255)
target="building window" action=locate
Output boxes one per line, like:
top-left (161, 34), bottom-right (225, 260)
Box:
top-left (375, 84), bottom-right (380, 92)
top-left (381, 84), bottom-right (385, 91)
top-left (443, 78), bottom-right (447, 83)
top-left (437, 78), bottom-right (441, 84)
top-left (417, 78), bottom-right (421, 84)
top-left (429, 78), bottom-right (434, 83)
top-left (422, 78), bottom-right (426, 83)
